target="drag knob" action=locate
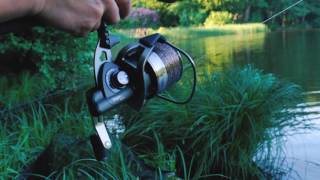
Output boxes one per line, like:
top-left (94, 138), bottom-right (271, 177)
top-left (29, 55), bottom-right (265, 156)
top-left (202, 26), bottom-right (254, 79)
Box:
top-left (111, 71), bottom-right (129, 88)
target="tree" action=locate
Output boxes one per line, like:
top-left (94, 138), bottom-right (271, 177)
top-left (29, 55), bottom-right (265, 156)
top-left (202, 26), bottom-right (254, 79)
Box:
top-left (168, 1), bottom-right (208, 26)
top-left (131, 0), bottom-right (320, 27)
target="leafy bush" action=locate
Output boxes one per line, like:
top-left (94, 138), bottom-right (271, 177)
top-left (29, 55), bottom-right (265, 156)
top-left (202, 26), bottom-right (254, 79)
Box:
top-left (122, 66), bottom-right (310, 179)
top-left (0, 27), bottom-right (95, 90)
top-left (204, 11), bottom-right (234, 26)
top-left (168, 1), bottom-right (208, 26)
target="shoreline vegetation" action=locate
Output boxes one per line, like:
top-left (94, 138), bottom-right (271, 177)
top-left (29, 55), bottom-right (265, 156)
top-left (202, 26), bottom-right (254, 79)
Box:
top-left (2, 0), bottom-right (320, 178)
top-left (117, 23), bottom-right (269, 38)
top-left (0, 24), bottom-right (315, 178)
top-left (0, 65), bottom-right (311, 179)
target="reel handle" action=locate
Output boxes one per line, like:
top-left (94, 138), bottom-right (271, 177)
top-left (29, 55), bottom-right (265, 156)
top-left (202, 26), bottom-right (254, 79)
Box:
top-left (87, 88), bottom-right (133, 116)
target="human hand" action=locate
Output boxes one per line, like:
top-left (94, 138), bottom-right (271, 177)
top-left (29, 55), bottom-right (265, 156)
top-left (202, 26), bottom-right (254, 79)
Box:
top-left (35, 0), bottom-right (131, 36)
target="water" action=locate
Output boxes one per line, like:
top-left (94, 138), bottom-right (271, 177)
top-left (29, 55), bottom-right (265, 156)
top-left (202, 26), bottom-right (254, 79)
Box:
top-left (171, 30), bottom-right (320, 179)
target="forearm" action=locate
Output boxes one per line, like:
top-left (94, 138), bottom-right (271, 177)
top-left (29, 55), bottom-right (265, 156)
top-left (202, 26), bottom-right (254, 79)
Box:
top-left (0, 0), bottom-right (43, 22)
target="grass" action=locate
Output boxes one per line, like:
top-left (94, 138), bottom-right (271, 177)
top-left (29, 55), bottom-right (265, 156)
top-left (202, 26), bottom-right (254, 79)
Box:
top-left (0, 100), bottom-right (92, 178)
top-left (0, 66), bottom-right (312, 179)
top-left (0, 73), bottom-right (51, 108)
top-left (0, 26), bottom-right (312, 179)
top-left (0, 102), bottom-right (173, 179)
top-left (0, 73), bottom-right (173, 179)
top-left (0, 73), bottom-right (95, 178)
top-left (0, 99), bottom-right (139, 179)
top-left (118, 23), bottom-right (269, 39)
top-left (122, 65), bottom-right (312, 179)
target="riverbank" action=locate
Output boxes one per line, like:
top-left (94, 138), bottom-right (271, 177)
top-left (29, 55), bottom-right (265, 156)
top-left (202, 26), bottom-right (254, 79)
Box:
top-left (1, 26), bottom-right (317, 179)
top-left (117, 23), bottom-right (268, 39)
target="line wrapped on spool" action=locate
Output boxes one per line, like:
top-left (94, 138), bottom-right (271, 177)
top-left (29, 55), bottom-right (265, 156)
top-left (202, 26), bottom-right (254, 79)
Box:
top-left (153, 42), bottom-right (183, 90)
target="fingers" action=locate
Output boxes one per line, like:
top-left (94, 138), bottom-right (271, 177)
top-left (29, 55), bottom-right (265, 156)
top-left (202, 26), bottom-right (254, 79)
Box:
top-left (101, 0), bottom-right (131, 24)
top-left (115, 0), bottom-right (131, 18)
top-left (102, 0), bottom-right (120, 24)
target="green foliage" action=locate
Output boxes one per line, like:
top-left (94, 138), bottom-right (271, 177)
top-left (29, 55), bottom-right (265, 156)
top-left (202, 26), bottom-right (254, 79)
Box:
top-left (0, 100), bottom-right (173, 179)
top-left (168, 1), bottom-right (208, 26)
top-left (122, 66), bottom-right (310, 179)
top-left (0, 95), bottom-right (136, 179)
top-left (47, 141), bottom-right (137, 179)
top-left (0, 73), bottom-right (51, 108)
top-left (0, 27), bottom-right (95, 90)
top-left (204, 11), bottom-right (234, 26)
top-left (0, 63), bottom-right (313, 178)
top-left (132, 0), bottom-right (164, 9)
top-left (0, 103), bottom-right (76, 178)
top-left (132, 0), bottom-right (320, 28)
top-left (155, 23), bottom-right (268, 39)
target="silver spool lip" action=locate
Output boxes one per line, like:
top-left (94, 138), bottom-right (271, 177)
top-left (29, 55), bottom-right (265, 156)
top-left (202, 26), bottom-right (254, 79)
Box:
top-left (147, 52), bottom-right (168, 93)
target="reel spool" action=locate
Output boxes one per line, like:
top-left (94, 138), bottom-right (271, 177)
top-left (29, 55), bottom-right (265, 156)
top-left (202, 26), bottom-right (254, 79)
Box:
top-left (87, 33), bottom-right (196, 117)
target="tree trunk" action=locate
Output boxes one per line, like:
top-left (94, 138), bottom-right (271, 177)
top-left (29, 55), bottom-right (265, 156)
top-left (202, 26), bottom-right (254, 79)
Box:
top-left (282, 14), bottom-right (287, 28)
top-left (244, 5), bottom-right (252, 22)
top-left (302, 15), bottom-right (306, 24)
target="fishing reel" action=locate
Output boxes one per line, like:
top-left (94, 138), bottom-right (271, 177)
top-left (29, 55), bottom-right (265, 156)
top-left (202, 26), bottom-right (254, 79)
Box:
top-left (87, 23), bottom-right (196, 160)
top-left (87, 24), bottom-right (196, 116)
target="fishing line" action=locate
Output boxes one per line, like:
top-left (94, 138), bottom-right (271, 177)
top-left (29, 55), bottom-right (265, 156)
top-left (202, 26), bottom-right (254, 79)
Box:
top-left (262, 0), bottom-right (304, 24)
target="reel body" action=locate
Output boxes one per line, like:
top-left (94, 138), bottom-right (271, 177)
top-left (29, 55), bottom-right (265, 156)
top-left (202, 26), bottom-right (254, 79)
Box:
top-left (87, 33), bottom-right (190, 117)
top-left (87, 24), bottom-right (196, 161)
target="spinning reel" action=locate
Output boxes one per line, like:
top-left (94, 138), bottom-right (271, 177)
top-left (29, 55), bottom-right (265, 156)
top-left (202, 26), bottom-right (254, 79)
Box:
top-left (87, 23), bottom-right (196, 160)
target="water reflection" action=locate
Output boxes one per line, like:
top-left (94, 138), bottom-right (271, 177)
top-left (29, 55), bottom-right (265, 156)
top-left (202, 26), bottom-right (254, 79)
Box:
top-left (171, 30), bottom-right (320, 179)
top-left (174, 30), bottom-right (320, 100)
top-left (173, 33), bottom-right (266, 74)
top-left (250, 30), bottom-right (320, 93)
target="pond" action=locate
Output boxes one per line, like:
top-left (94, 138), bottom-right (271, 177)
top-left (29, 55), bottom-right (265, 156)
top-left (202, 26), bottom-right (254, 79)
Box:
top-left (172, 29), bottom-right (320, 179)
